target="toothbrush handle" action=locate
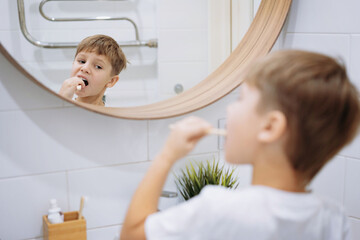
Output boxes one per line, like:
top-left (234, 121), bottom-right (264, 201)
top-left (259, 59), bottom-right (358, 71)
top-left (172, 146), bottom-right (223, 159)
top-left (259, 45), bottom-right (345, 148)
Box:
top-left (78, 196), bottom-right (85, 220)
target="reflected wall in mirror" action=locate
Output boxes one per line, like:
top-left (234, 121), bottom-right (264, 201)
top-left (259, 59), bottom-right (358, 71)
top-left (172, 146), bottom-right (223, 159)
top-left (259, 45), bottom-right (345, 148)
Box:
top-left (1, 0), bottom-right (259, 107)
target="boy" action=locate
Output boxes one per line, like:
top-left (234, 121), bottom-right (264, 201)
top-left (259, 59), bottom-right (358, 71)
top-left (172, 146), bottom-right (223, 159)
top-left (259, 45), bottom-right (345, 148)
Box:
top-left (121, 50), bottom-right (360, 239)
top-left (59, 34), bottom-right (127, 106)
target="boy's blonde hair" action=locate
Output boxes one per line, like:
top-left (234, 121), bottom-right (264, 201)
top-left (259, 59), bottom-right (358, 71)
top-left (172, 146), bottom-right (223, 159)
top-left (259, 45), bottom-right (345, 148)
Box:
top-left (246, 50), bottom-right (360, 184)
top-left (76, 34), bottom-right (127, 76)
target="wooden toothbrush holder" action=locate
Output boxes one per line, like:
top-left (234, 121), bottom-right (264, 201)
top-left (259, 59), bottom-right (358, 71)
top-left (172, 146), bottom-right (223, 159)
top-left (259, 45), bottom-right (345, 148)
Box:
top-left (43, 211), bottom-right (86, 240)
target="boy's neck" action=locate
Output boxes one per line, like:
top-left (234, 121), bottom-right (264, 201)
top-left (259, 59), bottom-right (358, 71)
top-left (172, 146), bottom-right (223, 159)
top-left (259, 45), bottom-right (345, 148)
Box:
top-left (77, 89), bottom-right (106, 106)
top-left (77, 96), bottom-right (104, 106)
top-left (251, 151), bottom-right (306, 193)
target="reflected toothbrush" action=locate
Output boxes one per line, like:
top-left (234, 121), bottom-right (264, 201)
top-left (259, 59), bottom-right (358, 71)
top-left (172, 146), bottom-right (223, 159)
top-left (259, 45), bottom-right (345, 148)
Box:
top-left (76, 79), bottom-right (89, 91)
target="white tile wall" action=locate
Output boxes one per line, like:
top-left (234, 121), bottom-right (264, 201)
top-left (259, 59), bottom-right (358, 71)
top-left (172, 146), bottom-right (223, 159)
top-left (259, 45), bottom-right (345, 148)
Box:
top-left (87, 225), bottom-right (122, 240)
top-left (344, 158), bottom-right (360, 218)
top-left (282, 33), bottom-right (350, 64)
top-left (0, 0), bottom-right (19, 31)
top-left (286, 0), bottom-right (360, 33)
top-left (0, 50), bottom-right (64, 111)
top-left (1, 0), bottom-right (360, 239)
top-left (309, 156), bottom-right (346, 203)
top-left (0, 107), bottom-right (148, 178)
top-left (158, 61), bottom-right (208, 95)
top-left (0, 172), bottom-right (68, 240)
top-left (157, 0), bottom-right (208, 97)
top-left (158, 30), bottom-right (208, 62)
top-left (341, 134), bottom-right (360, 160)
top-left (350, 217), bottom-right (360, 240)
top-left (349, 35), bottom-right (360, 90)
top-left (157, 0), bottom-right (208, 29)
top-left (67, 162), bottom-right (151, 229)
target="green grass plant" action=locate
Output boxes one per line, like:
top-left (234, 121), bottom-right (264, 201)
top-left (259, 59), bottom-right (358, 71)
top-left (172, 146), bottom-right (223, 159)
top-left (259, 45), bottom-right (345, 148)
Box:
top-left (174, 159), bottom-right (239, 201)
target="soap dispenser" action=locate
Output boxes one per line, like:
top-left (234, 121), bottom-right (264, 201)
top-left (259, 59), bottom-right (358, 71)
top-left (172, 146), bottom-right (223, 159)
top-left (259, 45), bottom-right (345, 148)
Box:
top-left (47, 199), bottom-right (64, 224)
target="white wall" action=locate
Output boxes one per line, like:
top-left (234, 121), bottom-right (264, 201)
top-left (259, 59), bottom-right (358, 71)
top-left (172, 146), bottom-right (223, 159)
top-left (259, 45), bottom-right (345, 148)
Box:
top-left (157, 0), bottom-right (209, 99)
top-left (1, 0), bottom-right (360, 239)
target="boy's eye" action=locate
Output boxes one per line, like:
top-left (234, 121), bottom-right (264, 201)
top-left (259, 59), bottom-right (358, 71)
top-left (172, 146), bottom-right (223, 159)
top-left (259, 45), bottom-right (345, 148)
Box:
top-left (95, 65), bottom-right (103, 69)
top-left (78, 60), bottom-right (85, 64)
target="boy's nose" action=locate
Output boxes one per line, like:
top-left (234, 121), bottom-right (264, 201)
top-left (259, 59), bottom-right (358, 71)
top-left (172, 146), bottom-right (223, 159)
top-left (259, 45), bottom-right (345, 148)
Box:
top-left (81, 64), bottom-right (90, 74)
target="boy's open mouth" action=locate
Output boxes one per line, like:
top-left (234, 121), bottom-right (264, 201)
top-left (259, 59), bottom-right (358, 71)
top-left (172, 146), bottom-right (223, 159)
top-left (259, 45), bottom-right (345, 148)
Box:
top-left (82, 78), bottom-right (89, 86)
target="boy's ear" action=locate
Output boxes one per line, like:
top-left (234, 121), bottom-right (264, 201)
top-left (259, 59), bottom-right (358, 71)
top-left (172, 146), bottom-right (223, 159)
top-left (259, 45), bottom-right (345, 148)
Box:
top-left (106, 75), bottom-right (119, 88)
top-left (258, 111), bottom-right (286, 143)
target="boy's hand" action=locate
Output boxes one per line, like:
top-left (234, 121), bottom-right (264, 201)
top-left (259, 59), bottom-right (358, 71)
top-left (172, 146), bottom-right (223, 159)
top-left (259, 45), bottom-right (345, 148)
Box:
top-left (58, 77), bottom-right (85, 99)
top-left (160, 117), bottom-right (213, 163)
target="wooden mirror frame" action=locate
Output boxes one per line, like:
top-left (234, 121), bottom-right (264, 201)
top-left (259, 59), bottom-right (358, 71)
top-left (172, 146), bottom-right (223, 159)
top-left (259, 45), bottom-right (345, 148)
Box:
top-left (0, 0), bottom-right (292, 120)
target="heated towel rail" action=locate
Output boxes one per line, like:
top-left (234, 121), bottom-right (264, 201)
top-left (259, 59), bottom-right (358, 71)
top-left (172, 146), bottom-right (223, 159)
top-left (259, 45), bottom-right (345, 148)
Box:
top-left (17, 0), bottom-right (158, 48)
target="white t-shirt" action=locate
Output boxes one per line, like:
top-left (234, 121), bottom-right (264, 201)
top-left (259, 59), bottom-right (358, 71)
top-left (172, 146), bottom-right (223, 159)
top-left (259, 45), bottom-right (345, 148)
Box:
top-left (145, 185), bottom-right (351, 240)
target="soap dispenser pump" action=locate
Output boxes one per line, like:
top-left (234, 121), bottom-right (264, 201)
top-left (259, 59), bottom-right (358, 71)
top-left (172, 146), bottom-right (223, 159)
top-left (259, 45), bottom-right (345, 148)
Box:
top-left (47, 199), bottom-right (64, 224)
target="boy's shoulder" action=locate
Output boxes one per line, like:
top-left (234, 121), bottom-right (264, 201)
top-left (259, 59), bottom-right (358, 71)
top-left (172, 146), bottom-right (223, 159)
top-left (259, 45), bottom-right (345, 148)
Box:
top-left (147, 185), bottom-right (349, 240)
top-left (198, 185), bottom-right (294, 208)
top-left (312, 193), bottom-right (348, 218)
top-left (200, 184), bottom-right (307, 199)
top-left (200, 185), bottom-right (345, 213)
top-left (200, 185), bottom-right (348, 229)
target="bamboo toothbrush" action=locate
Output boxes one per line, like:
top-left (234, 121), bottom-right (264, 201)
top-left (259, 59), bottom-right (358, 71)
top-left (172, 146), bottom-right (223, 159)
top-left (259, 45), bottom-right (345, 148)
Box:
top-left (78, 196), bottom-right (86, 220)
top-left (206, 128), bottom-right (227, 136)
top-left (169, 124), bottom-right (227, 136)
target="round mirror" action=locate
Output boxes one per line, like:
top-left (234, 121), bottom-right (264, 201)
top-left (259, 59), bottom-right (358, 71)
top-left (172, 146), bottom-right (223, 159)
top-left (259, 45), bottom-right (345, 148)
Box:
top-left (0, 0), bottom-right (292, 119)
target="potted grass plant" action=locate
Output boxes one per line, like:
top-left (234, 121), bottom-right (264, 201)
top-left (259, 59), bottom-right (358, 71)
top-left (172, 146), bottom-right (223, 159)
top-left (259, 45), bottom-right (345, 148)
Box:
top-left (174, 159), bottom-right (239, 201)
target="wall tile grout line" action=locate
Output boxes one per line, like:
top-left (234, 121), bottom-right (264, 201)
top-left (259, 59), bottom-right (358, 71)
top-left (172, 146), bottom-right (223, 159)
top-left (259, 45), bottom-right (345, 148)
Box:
top-left (65, 170), bottom-right (71, 212)
top-left (336, 153), bottom-right (360, 161)
top-left (0, 160), bottom-right (150, 181)
top-left (0, 169), bottom-right (68, 181)
top-left (65, 160), bottom-right (151, 173)
top-left (87, 223), bottom-right (122, 231)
